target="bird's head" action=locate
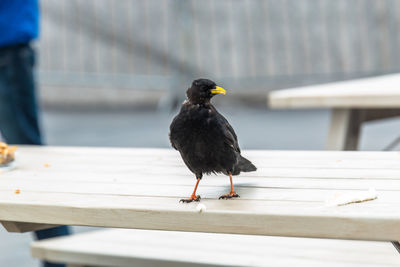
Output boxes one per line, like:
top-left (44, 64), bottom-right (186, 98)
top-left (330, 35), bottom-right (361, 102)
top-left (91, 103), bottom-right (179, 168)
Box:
top-left (186, 79), bottom-right (226, 104)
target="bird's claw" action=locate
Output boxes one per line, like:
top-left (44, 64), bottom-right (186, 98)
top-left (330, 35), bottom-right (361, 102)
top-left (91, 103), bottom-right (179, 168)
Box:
top-left (179, 195), bottom-right (201, 203)
top-left (219, 192), bottom-right (240, 199)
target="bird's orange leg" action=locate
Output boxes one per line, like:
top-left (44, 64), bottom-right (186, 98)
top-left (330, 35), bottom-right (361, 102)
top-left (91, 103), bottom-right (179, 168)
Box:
top-left (219, 173), bottom-right (239, 199)
top-left (180, 178), bottom-right (201, 203)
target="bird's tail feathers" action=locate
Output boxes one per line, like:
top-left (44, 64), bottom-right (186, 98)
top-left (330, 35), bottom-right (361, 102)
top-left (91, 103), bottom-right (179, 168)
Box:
top-left (238, 156), bottom-right (257, 172)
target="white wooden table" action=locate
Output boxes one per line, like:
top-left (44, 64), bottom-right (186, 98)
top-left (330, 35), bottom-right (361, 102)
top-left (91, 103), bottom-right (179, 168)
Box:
top-left (0, 146), bottom-right (400, 246)
top-left (268, 74), bottom-right (400, 150)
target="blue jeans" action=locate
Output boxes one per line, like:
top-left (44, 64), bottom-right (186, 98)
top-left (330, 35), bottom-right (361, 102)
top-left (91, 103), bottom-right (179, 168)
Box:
top-left (0, 44), bottom-right (42, 144)
top-left (0, 43), bottom-right (70, 267)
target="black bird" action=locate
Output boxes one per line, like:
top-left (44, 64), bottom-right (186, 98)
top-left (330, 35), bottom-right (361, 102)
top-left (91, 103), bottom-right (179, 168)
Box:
top-left (169, 79), bottom-right (257, 203)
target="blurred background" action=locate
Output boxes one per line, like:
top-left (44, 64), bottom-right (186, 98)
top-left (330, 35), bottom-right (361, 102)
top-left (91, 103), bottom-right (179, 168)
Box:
top-left (2, 0), bottom-right (400, 266)
top-left (35, 0), bottom-right (400, 150)
top-left (39, 0), bottom-right (400, 108)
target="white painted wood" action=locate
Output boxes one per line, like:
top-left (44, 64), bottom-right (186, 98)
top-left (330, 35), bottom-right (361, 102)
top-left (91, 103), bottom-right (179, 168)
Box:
top-left (268, 73), bottom-right (400, 108)
top-left (326, 109), bottom-right (353, 150)
top-left (326, 109), bottom-right (364, 150)
top-left (31, 229), bottom-right (400, 267)
top-left (1, 146), bottom-right (400, 241)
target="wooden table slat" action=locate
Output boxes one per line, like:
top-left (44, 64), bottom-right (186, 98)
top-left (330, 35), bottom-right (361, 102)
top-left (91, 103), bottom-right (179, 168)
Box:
top-left (268, 73), bottom-right (400, 109)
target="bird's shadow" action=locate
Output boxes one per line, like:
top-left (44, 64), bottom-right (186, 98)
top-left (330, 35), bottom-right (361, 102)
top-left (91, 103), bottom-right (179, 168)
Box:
top-left (202, 181), bottom-right (258, 199)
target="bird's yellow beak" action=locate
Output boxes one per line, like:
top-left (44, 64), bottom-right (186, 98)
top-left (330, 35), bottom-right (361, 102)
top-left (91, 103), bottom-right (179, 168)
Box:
top-left (210, 86), bottom-right (226, 95)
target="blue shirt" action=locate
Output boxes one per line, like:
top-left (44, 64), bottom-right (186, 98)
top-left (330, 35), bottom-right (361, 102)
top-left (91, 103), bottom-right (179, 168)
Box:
top-left (0, 0), bottom-right (39, 47)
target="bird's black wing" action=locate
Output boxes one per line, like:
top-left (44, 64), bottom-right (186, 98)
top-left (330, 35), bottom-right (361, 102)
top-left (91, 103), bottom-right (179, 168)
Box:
top-left (223, 120), bottom-right (241, 154)
top-left (212, 106), bottom-right (241, 154)
top-left (169, 115), bottom-right (180, 150)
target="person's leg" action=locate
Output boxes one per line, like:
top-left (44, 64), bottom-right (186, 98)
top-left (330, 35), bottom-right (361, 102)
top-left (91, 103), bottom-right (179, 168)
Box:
top-left (34, 226), bottom-right (71, 267)
top-left (0, 44), bottom-right (42, 145)
top-left (0, 44), bottom-right (70, 267)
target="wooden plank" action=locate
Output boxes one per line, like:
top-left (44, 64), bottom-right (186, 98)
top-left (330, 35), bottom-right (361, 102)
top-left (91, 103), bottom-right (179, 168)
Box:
top-left (0, 146), bottom-right (400, 241)
top-left (0, 146), bottom-right (397, 177)
top-left (7, 147), bottom-right (400, 180)
top-left (1, 221), bottom-right (58, 233)
top-left (31, 229), bottom-right (400, 267)
top-left (8, 165), bottom-right (400, 179)
top-left (268, 73), bottom-right (400, 109)
top-left (1, 191), bottom-right (400, 241)
top-left (1, 179), bottom-right (400, 203)
top-left (9, 146), bottom-right (400, 171)
top-left (3, 175), bottom-right (400, 190)
top-left (15, 145), bottom-right (400, 159)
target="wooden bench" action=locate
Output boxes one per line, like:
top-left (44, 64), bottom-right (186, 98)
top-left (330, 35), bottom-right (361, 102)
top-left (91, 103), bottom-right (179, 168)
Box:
top-left (268, 74), bottom-right (400, 150)
top-left (1, 146), bottom-right (400, 265)
top-left (31, 229), bottom-right (400, 267)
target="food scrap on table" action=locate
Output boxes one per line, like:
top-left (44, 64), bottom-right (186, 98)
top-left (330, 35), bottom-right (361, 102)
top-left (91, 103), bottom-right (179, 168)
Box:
top-left (325, 188), bottom-right (378, 207)
top-left (196, 203), bottom-right (207, 212)
top-left (0, 142), bottom-right (17, 166)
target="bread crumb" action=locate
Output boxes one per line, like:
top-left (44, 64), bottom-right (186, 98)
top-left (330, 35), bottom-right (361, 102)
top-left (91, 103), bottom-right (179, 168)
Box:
top-left (196, 203), bottom-right (207, 212)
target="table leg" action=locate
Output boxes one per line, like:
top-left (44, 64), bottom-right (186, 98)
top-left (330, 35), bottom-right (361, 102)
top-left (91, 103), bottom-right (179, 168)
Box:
top-left (326, 109), bottom-right (365, 150)
top-left (392, 241), bottom-right (400, 254)
top-left (327, 108), bottom-right (400, 254)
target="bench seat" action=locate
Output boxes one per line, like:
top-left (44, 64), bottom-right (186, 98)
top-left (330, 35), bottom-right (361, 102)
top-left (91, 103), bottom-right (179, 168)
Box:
top-left (31, 229), bottom-right (400, 267)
